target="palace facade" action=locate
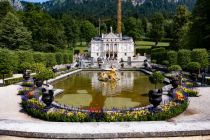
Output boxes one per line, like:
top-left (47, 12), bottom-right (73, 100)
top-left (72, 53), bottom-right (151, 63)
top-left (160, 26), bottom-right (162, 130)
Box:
top-left (90, 30), bottom-right (135, 61)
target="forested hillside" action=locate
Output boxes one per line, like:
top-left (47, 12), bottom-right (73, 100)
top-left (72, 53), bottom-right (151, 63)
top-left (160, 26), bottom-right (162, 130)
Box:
top-left (39, 0), bottom-right (196, 19)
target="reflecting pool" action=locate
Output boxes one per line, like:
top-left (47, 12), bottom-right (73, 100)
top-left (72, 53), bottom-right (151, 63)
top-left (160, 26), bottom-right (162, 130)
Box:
top-left (53, 71), bottom-right (162, 109)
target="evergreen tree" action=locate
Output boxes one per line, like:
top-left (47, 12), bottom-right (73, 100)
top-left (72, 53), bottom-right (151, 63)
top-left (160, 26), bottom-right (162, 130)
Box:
top-left (142, 17), bottom-right (148, 35)
top-left (124, 17), bottom-right (143, 40)
top-left (188, 0), bottom-right (210, 49)
top-left (62, 15), bottom-right (80, 48)
top-left (22, 3), bottom-right (66, 52)
top-left (0, 1), bottom-right (13, 20)
top-left (150, 13), bottom-right (164, 45)
top-left (171, 5), bottom-right (190, 50)
top-left (80, 20), bottom-right (97, 43)
top-left (0, 12), bottom-right (32, 50)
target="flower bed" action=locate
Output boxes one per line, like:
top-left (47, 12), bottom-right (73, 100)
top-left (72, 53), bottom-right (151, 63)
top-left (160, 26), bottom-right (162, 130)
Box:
top-left (21, 95), bottom-right (188, 122)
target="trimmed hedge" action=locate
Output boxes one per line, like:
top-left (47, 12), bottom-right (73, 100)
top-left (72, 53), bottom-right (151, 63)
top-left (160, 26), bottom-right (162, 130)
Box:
top-left (16, 51), bottom-right (34, 64)
top-left (178, 49), bottom-right (191, 69)
top-left (68, 54), bottom-right (73, 63)
top-left (187, 62), bottom-right (201, 73)
top-left (45, 53), bottom-right (57, 68)
top-left (167, 51), bottom-right (177, 65)
top-left (5, 77), bottom-right (23, 85)
top-left (63, 53), bottom-right (70, 64)
top-left (191, 49), bottom-right (209, 68)
top-left (168, 65), bottom-right (182, 72)
top-left (151, 47), bottom-right (166, 64)
top-left (55, 53), bottom-right (63, 65)
top-left (33, 53), bottom-right (46, 65)
top-left (0, 73), bottom-right (12, 79)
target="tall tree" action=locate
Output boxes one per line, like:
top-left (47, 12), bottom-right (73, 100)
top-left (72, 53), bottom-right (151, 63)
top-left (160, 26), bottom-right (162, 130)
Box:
top-left (171, 5), bottom-right (190, 50)
top-left (0, 12), bottom-right (32, 50)
top-left (150, 13), bottom-right (164, 45)
top-left (188, 0), bottom-right (210, 50)
top-left (124, 17), bottom-right (143, 40)
top-left (80, 20), bottom-right (97, 43)
top-left (142, 17), bottom-right (148, 36)
top-left (0, 49), bottom-right (15, 85)
top-left (62, 15), bottom-right (80, 48)
top-left (0, 1), bottom-right (13, 20)
top-left (22, 3), bottom-right (66, 52)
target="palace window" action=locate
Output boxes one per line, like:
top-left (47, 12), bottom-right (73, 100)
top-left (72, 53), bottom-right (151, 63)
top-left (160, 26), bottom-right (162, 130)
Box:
top-left (125, 53), bottom-right (127, 56)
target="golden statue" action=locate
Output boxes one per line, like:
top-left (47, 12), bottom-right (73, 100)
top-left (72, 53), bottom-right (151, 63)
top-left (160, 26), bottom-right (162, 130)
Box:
top-left (98, 68), bottom-right (119, 82)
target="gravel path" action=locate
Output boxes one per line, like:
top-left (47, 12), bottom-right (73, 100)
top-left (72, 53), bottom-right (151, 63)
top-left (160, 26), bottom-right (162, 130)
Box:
top-left (0, 85), bottom-right (210, 139)
top-left (172, 87), bottom-right (210, 122)
top-left (0, 85), bottom-right (40, 122)
top-left (0, 85), bottom-right (210, 122)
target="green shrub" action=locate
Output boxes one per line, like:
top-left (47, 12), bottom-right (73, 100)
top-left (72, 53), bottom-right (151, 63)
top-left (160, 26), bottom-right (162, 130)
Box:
top-left (149, 71), bottom-right (164, 88)
top-left (55, 53), bottom-right (63, 65)
top-left (9, 51), bottom-right (19, 72)
top-left (33, 53), bottom-right (46, 65)
top-left (31, 63), bottom-right (46, 73)
top-left (168, 65), bottom-right (182, 72)
top-left (18, 62), bottom-right (32, 72)
top-left (45, 53), bottom-right (57, 68)
top-left (167, 51), bottom-right (177, 65)
top-left (63, 53), bottom-right (70, 64)
top-left (16, 51), bottom-right (34, 64)
top-left (184, 88), bottom-right (198, 97)
top-left (162, 60), bottom-right (169, 66)
top-left (0, 49), bottom-right (16, 79)
top-left (34, 69), bottom-right (55, 81)
top-left (191, 49), bottom-right (209, 68)
top-left (74, 50), bottom-right (80, 55)
top-left (151, 47), bottom-right (166, 64)
top-left (0, 73), bottom-right (12, 79)
top-left (5, 77), bottom-right (23, 85)
top-left (178, 49), bottom-right (191, 69)
top-left (68, 54), bottom-right (73, 63)
top-left (187, 62), bottom-right (201, 73)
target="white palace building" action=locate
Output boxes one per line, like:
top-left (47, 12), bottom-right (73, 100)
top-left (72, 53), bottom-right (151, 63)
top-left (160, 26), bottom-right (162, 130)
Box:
top-left (90, 28), bottom-right (135, 62)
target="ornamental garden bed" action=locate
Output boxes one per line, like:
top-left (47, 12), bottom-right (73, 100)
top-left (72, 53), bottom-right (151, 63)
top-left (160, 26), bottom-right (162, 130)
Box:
top-left (17, 71), bottom-right (199, 122)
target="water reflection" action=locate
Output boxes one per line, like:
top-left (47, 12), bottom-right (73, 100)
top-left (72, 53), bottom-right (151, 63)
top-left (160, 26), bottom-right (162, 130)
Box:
top-left (92, 71), bottom-right (134, 96)
top-left (53, 71), bottom-right (162, 109)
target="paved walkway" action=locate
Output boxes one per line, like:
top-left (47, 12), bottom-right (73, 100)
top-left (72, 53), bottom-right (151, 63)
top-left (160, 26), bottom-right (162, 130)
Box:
top-left (0, 85), bottom-right (210, 138)
top-left (0, 85), bottom-right (40, 122)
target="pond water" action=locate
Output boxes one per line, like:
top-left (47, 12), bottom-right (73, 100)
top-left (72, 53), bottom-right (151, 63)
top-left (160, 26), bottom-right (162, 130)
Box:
top-left (53, 71), bottom-right (162, 109)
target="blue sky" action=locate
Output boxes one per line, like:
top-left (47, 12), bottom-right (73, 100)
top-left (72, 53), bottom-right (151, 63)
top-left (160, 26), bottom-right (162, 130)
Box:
top-left (22, 0), bottom-right (49, 3)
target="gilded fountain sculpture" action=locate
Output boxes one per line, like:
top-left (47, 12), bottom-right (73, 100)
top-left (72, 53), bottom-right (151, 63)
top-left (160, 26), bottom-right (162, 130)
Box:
top-left (97, 68), bottom-right (119, 82)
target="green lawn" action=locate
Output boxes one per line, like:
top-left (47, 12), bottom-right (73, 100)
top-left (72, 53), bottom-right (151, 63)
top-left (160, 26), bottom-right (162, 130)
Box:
top-left (135, 41), bottom-right (170, 49)
top-left (65, 41), bottom-right (170, 54)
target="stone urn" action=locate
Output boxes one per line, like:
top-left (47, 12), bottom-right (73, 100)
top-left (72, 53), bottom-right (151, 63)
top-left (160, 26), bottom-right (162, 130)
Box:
top-left (171, 79), bottom-right (179, 89)
top-left (41, 88), bottom-right (54, 109)
top-left (35, 79), bottom-right (43, 88)
top-left (23, 70), bottom-right (30, 81)
top-left (121, 63), bottom-right (124, 68)
top-left (67, 65), bottom-right (71, 70)
top-left (148, 89), bottom-right (162, 108)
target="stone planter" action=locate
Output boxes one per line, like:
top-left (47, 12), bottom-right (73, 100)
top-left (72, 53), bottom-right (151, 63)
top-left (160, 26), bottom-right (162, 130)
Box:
top-left (23, 70), bottom-right (30, 81)
top-left (41, 88), bottom-right (54, 109)
top-left (148, 89), bottom-right (162, 108)
top-left (171, 79), bottom-right (179, 89)
top-left (35, 80), bottom-right (43, 88)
